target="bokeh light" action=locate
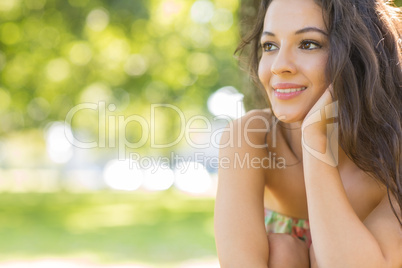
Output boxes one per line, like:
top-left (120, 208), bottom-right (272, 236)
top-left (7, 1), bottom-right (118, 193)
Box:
top-left (103, 159), bottom-right (144, 191)
top-left (187, 52), bottom-right (214, 75)
top-left (45, 122), bottom-right (73, 164)
top-left (46, 58), bottom-right (70, 82)
top-left (79, 82), bottom-right (112, 103)
top-left (207, 86), bottom-right (245, 119)
top-left (174, 161), bottom-right (212, 194)
top-left (0, 0), bottom-right (20, 12)
top-left (190, 0), bottom-right (215, 24)
top-left (142, 164), bottom-right (175, 191)
top-left (86, 8), bottom-right (109, 32)
top-left (211, 8), bottom-right (233, 31)
top-left (69, 42), bottom-right (93, 66)
top-left (124, 54), bottom-right (148, 76)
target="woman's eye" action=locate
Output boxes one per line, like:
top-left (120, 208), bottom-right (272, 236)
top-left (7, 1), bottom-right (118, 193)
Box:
top-left (262, 42), bottom-right (278, 52)
top-left (299, 40), bottom-right (322, 50)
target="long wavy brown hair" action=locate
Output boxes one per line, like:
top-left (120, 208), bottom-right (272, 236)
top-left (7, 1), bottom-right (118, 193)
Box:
top-left (236, 0), bottom-right (402, 225)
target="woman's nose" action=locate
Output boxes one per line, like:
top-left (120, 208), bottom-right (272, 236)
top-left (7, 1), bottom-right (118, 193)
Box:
top-left (270, 47), bottom-right (297, 75)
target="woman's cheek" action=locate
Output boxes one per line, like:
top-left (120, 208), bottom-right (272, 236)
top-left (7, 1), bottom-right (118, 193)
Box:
top-left (258, 59), bottom-right (270, 87)
top-left (312, 54), bottom-right (330, 86)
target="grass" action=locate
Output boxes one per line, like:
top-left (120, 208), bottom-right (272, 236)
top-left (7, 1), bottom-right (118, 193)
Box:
top-left (0, 189), bottom-right (217, 266)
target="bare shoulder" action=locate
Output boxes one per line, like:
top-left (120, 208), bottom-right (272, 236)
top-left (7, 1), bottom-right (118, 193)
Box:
top-left (220, 108), bottom-right (274, 150)
top-left (219, 108), bottom-right (273, 171)
top-left (236, 108), bottom-right (273, 129)
top-left (363, 194), bottom-right (402, 267)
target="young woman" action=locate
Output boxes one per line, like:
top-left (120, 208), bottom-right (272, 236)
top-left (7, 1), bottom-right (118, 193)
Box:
top-left (214, 0), bottom-right (402, 267)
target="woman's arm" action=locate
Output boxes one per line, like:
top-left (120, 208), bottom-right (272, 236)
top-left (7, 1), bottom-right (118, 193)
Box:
top-left (302, 90), bottom-right (402, 268)
top-left (214, 110), bottom-right (271, 267)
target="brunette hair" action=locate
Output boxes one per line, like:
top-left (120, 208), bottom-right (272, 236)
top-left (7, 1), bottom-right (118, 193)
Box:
top-left (236, 0), bottom-right (402, 225)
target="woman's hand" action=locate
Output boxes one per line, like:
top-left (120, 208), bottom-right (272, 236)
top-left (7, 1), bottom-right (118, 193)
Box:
top-left (301, 85), bottom-right (338, 167)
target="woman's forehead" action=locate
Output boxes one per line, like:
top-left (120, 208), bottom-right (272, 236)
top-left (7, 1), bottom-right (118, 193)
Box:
top-left (263, 0), bottom-right (326, 33)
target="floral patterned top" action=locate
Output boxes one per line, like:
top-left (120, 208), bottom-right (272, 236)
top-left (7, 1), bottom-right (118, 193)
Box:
top-left (264, 208), bottom-right (312, 248)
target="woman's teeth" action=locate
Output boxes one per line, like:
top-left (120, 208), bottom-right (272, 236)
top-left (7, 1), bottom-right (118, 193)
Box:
top-left (275, 87), bottom-right (307, 93)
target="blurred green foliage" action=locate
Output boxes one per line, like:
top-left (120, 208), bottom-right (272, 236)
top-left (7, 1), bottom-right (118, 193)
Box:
top-left (0, 190), bottom-right (216, 266)
top-left (0, 0), bottom-right (242, 150)
top-left (0, 0), bottom-right (400, 131)
top-left (0, 0), bottom-right (400, 159)
top-left (1, 0), bottom-right (399, 129)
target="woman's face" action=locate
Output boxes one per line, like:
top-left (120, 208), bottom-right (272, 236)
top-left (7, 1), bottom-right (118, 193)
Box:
top-left (258, 0), bottom-right (330, 123)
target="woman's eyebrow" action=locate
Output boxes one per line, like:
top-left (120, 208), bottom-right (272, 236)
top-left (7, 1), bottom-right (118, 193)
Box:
top-left (261, 27), bottom-right (328, 38)
top-left (295, 27), bottom-right (328, 36)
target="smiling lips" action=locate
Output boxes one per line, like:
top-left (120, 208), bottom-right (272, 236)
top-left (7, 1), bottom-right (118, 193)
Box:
top-left (272, 83), bottom-right (307, 100)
